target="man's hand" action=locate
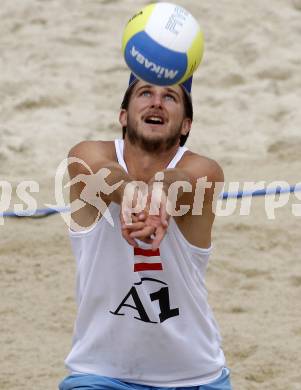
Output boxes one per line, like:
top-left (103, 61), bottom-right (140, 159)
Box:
top-left (120, 183), bottom-right (169, 250)
top-left (121, 212), bottom-right (153, 247)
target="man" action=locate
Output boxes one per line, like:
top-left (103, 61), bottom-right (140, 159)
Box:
top-left (59, 74), bottom-right (232, 390)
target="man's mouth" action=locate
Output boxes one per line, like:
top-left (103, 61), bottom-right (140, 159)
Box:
top-left (144, 115), bottom-right (165, 125)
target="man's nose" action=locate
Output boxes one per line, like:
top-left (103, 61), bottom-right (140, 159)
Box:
top-left (150, 92), bottom-right (163, 107)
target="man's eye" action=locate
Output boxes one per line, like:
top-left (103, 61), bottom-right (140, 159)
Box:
top-left (140, 90), bottom-right (151, 97)
top-left (164, 94), bottom-right (176, 101)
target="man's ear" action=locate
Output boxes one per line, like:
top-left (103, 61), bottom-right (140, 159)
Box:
top-left (181, 118), bottom-right (192, 136)
top-left (119, 109), bottom-right (128, 127)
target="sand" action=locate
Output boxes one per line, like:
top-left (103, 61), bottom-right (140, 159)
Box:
top-left (1, 0), bottom-right (301, 389)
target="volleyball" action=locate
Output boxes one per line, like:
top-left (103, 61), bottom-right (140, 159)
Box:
top-left (122, 2), bottom-right (204, 86)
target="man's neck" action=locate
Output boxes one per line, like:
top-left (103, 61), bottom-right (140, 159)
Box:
top-left (123, 138), bottom-right (180, 182)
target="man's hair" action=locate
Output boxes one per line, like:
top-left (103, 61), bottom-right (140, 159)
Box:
top-left (120, 81), bottom-right (193, 147)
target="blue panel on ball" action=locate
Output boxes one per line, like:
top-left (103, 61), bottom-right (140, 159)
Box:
top-left (124, 31), bottom-right (187, 86)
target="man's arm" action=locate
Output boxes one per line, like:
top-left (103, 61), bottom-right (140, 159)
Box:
top-left (127, 152), bottom-right (224, 249)
top-left (169, 152), bottom-right (224, 248)
top-left (67, 140), bottom-right (132, 230)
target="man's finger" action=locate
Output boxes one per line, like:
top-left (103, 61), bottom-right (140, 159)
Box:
top-left (160, 205), bottom-right (169, 227)
top-left (159, 192), bottom-right (170, 227)
top-left (138, 236), bottom-right (153, 244)
top-left (137, 211), bottom-right (147, 221)
top-left (151, 225), bottom-right (168, 250)
top-left (151, 230), bottom-right (162, 251)
top-left (130, 226), bottom-right (155, 239)
top-left (120, 210), bottom-right (139, 226)
top-left (122, 221), bottom-right (145, 231)
top-left (122, 229), bottom-right (138, 247)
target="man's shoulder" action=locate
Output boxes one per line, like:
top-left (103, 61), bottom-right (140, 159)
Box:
top-left (68, 140), bottom-right (116, 166)
top-left (68, 140), bottom-right (115, 159)
top-left (178, 150), bottom-right (224, 182)
top-left (67, 140), bottom-right (116, 175)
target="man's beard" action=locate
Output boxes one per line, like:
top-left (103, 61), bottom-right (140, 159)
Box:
top-left (126, 121), bottom-right (183, 154)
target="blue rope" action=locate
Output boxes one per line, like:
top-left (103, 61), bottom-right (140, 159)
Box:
top-left (1, 184), bottom-right (301, 218)
top-left (221, 183), bottom-right (301, 199)
top-left (1, 206), bottom-right (70, 218)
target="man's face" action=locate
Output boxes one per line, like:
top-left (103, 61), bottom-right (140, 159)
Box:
top-left (119, 81), bottom-right (191, 153)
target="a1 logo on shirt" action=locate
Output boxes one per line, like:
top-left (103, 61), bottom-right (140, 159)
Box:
top-left (110, 277), bottom-right (179, 323)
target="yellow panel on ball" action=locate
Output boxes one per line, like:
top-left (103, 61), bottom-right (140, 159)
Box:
top-left (178, 30), bottom-right (205, 84)
top-left (122, 4), bottom-right (156, 53)
top-left (122, 3), bottom-right (205, 85)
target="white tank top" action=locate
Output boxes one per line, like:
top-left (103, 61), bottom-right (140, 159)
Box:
top-left (65, 140), bottom-right (225, 386)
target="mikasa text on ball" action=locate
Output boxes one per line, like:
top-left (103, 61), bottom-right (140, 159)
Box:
top-left (122, 2), bottom-right (204, 86)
